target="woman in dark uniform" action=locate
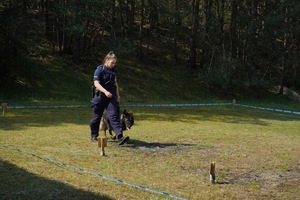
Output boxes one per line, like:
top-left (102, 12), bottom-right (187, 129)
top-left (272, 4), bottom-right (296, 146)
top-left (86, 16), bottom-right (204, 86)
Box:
top-left (89, 51), bottom-right (129, 145)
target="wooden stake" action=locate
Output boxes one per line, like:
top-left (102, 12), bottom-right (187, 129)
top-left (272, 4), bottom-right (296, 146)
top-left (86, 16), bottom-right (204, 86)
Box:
top-left (1, 103), bottom-right (7, 117)
top-left (210, 162), bottom-right (216, 184)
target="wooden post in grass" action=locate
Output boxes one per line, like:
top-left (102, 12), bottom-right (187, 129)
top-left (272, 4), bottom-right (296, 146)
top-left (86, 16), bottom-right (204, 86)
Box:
top-left (1, 103), bottom-right (7, 117)
top-left (98, 137), bottom-right (108, 156)
top-left (209, 162), bottom-right (216, 184)
top-left (232, 99), bottom-right (236, 105)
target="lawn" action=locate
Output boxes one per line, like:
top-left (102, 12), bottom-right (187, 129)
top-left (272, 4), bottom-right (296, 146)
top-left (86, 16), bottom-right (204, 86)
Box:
top-left (1, 105), bottom-right (300, 200)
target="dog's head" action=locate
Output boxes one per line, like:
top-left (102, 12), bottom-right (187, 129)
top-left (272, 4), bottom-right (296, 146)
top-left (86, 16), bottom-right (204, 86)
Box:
top-left (121, 109), bottom-right (134, 131)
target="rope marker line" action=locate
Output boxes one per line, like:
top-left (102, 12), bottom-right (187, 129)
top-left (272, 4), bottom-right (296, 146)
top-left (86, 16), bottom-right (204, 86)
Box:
top-left (6, 102), bottom-right (300, 115)
top-left (7, 103), bottom-right (231, 109)
top-left (0, 145), bottom-right (188, 200)
top-left (123, 103), bottom-right (232, 107)
top-left (7, 105), bottom-right (89, 109)
top-left (234, 104), bottom-right (300, 115)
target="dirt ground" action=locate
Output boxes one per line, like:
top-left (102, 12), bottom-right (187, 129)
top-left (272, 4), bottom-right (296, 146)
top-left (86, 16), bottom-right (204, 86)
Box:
top-left (230, 168), bottom-right (300, 199)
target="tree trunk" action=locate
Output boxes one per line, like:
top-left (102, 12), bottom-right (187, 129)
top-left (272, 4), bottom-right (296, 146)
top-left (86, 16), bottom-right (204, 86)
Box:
top-left (173, 0), bottom-right (181, 63)
top-left (280, 7), bottom-right (289, 95)
top-left (111, 0), bottom-right (116, 27)
top-left (205, 0), bottom-right (212, 35)
top-left (219, 0), bottom-right (225, 62)
top-left (40, 0), bottom-right (51, 38)
top-left (73, 1), bottom-right (82, 64)
top-left (230, 0), bottom-right (238, 59)
top-left (73, 34), bottom-right (81, 64)
top-left (149, 0), bottom-right (158, 29)
top-left (127, 0), bottom-right (135, 35)
top-left (137, 0), bottom-right (145, 59)
top-left (189, 0), bottom-right (200, 69)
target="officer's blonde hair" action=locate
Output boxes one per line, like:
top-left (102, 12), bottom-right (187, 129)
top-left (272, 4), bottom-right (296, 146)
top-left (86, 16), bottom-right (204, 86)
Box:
top-left (103, 51), bottom-right (117, 64)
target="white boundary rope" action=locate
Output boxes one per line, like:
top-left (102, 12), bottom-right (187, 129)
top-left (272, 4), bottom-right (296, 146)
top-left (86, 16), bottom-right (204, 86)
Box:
top-left (235, 104), bottom-right (300, 115)
top-left (6, 103), bottom-right (300, 115)
top-left (0, 145), bottom-right (188, 200)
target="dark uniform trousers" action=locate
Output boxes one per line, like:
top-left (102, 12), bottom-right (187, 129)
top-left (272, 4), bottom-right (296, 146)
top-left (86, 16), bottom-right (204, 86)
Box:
top-left (89, 93), bottom-right (122, 139)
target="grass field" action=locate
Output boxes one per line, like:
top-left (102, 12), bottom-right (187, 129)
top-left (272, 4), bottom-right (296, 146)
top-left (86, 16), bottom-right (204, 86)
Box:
top-left (1, 105), bottom-right (300, 200)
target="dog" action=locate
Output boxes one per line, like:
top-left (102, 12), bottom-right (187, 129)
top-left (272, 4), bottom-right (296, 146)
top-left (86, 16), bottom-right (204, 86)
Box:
top-left (100, 109), bottom-right (134, 140)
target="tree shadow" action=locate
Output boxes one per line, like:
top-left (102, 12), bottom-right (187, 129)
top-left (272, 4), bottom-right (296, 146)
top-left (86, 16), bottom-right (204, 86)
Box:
top-left (0, 108), bottom-right (91, 131)
top-left (1, 106), bottom-right (299, 131)
top-left (0, 160), bottom-right (113, 200)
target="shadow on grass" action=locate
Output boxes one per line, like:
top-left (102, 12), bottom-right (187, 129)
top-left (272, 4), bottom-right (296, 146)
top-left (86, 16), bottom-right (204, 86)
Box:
top-left (110, 139), bottom-right (208, 151)
top-left (0, 108), bottom-right (91, 131)
top-left (1, 106), bottom-right (299, 131)
top-left (126, 139), bottom-right (197, 148)
top-left (0, 160), bottom-right (113, 200)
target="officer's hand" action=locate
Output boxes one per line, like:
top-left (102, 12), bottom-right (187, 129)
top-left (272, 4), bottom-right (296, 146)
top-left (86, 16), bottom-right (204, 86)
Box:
top-left (105, 91), bottom-right (112, 98)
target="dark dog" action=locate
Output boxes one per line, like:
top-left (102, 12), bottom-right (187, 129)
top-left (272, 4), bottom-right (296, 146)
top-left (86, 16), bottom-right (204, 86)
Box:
top-left (100, 109), bottom-right (134, 139)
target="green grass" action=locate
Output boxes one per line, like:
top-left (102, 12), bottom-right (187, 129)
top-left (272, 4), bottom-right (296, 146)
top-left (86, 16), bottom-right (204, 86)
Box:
top-left (1, 48), bottom-right (300, 199)
top-left (2, 53), bottom-right (300, 112)
top-left (1, 106), bottom-right (300, 199)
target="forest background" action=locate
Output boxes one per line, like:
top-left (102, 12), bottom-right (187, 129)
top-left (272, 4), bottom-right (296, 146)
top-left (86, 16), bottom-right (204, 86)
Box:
top-left (0, 0), bottom-right (299, 103)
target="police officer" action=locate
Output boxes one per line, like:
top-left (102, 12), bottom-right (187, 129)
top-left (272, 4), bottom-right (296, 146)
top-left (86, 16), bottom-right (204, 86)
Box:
top-left (89, 51), bottom-right (129, 145)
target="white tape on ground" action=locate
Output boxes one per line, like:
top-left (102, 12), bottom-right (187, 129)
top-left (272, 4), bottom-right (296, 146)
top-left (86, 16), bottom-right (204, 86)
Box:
top-left (0, 145), bottom-right (188, 200)
top-left (5, 103), bottom-right (300, 115)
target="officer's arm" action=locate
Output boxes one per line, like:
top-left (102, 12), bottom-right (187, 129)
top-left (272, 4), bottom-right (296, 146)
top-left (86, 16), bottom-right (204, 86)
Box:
top-left (115, 82), bottom-right (120, 100)
top-left (94, 81), bottom-right (110, 95)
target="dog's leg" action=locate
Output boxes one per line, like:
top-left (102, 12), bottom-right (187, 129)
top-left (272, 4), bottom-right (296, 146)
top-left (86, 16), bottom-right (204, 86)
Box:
top-left (103, 129), bottom-right (107, 138)
top-left (109, 127), bottom-right (113, 137)
top-left (109, 128), bottom-right (117, 140)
